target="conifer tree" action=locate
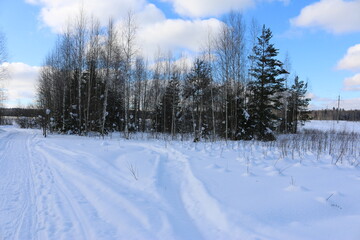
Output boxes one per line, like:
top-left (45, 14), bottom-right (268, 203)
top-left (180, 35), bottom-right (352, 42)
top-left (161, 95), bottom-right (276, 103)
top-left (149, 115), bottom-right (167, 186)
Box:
top-left (287, 76), bottom-right (310, 133)
top-left (248, 25), bottom-right (287, 141)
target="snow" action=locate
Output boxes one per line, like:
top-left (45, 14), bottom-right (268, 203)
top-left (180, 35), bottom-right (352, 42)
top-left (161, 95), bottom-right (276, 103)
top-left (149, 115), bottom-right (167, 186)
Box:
top-left (243, 109), bottom-right (250, 121)
top-left (300, 120), bottom-right (360, 133)
top-left (1, 122), bottom-right (360, 239)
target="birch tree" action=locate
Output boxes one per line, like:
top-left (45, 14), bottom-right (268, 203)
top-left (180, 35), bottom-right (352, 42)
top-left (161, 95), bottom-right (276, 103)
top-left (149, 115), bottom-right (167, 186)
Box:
top-left (73, 9), bottom-right (87, 134)
top-left (214, 11), bottom-right (247, 140)
top-left (0, 31), bottom-right (7, 81)
top-left (120, 12), bottom-right (137, 138)
top-left (85, 17), bottom-right (101, 134)
top-left (100, 19), bottom-right (117, 136)
top-left (134, 57), bottom-right (147, 130)
top-left (59, 25), bottom-right (75, 132)
top-left (0, 31), bottom-right (7, 119)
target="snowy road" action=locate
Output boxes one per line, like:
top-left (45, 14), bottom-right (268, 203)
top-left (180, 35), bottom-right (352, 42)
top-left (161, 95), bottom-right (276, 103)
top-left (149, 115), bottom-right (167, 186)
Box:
top-left (1, 127), bottom-right (245, 240)
top-left (0, 128), bottom-right (37, 239)
top-left (1, 125), bottom-right (360, 240)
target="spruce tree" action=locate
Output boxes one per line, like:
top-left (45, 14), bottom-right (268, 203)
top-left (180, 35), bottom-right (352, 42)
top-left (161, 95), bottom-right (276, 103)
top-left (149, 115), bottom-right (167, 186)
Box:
top-left (248, 25), bottom-right (287, 141)
top-left (287, 76), bottom-right (310, 133)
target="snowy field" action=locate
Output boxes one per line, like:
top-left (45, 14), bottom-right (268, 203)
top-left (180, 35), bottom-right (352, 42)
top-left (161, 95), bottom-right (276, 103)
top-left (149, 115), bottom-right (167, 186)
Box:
top-left (1, 121), bottom-right (360, 240)
top-left (300, 120), bottom-right (360, 133)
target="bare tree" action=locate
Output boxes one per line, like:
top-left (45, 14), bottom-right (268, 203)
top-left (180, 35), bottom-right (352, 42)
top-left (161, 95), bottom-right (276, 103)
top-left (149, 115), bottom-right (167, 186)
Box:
top-left (281, 51), bottom-right (292, 132)
top-left (0, 31), bottom-right (7, 80)
top-left (141, 58), bottom-right (149, 132)
top-left (170, 67), bottom-right (180, 138)
top-left (162, 51), bottom-right (173, 133)
top-left (184, 58), bottom-right (212, 141)
top-left (214, 11), bottom-right (247, 140)
top-left (0, 31), bottom-right (7, 114)
top-left (248, 18), bottom-right (260, 83)
top-left (60, 24), bottom-right (75, 132)
top-left (73, 8), bottom-right (87, 134)
top-left (85, 17), bottom-right (101, 134)
top-left (151, 50), bottom-right (163, 134)
top-left (134, 57), bottom-right (147, 130)
top-left (100, 18), bottom-right (117, 136)
top-left (201, 27), bottom-right (217, 140)
top-left (120, 11), bottom-right (138, 138)
top-left (37, 55), bottom-right (54, 113)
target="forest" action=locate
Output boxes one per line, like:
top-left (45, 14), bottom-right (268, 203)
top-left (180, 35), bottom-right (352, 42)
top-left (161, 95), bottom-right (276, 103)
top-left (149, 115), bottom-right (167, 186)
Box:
top-left (36, 11), bottom-right (310, 141)
top-left (310, 109), bottom-right (360, 121)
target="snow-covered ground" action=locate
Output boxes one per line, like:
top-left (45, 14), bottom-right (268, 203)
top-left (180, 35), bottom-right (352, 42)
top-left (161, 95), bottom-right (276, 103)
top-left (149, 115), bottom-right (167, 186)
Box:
top-left (1, 122), bottom-right (360, 240)
top-left (300, 120), bottom-right (360, 133)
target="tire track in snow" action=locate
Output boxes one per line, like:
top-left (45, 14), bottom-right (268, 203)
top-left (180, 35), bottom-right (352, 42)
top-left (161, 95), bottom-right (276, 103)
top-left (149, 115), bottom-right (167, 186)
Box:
top-left (31, 142), bottom-right (111, 240)
top-left (137, 143), bottom-right (256, 240)
top-left (0, 128), bottom-right (257, 239)
top-left (34, 141), bottom-right (175, 239)
top-left (154, 151), bottom-right (204, 240)
top-left (0, 129), bottom-right (37, 240)
top-left (33, 157), bottom-right (88, 238)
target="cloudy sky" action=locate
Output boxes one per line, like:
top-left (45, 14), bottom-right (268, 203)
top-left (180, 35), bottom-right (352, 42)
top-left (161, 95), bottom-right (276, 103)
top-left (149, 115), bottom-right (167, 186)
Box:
top-left (0, 0), bottom-right (359, 109)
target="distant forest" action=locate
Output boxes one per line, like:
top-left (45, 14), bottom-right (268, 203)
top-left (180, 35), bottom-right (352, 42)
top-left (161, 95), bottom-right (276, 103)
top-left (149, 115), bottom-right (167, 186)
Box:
top-left (310, 109), bottom-right (360, 121)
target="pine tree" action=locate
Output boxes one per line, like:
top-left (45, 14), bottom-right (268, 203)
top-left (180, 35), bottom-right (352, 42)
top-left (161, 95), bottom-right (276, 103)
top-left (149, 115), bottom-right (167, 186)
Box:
top-left (287, 76), bottom-right (310, 133)
top-left (248, 25), bottom-right (287, 141)
top-left (184, 58), bottom-right (212, 141)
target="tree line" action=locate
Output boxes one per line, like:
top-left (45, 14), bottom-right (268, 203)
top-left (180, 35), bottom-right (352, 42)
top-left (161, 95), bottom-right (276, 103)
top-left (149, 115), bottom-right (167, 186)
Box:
top-left (310, 109), bottom-right (360, 121)
top-left (37, 11), bottom-right (310, 141)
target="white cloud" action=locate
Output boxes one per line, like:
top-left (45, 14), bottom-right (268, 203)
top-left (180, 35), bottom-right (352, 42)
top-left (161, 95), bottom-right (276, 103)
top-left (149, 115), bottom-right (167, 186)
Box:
top-left (136, 3), bottom-right (166, 26)
top-left (340, 97), bottom-right (360, 109)
top-left (308, 92), bottom-right (360, 110)
top-left (305, 92), bottom-right (316, 99)
top-left (27, 0), bottom-right (146, 33)
top-left (162, 0), bottom-right (289, 18)
top-left (138, 18), bottom-right (223, 58)
top-left (1, 62), bottom-right (40, 107)
top-left (291, 0), bottom-right (360, 34)
top-left (162, 0), bottom-right (254, 18)
top-left (27, 0), bottom-right (290, 33)
top-left (25, 0), bottom-right (223, 60)
top-left (343, 73), bottom-right (360, 91)
top-left (337, 44), bottom-right (360, 71)
top-left (309, 93), bottom-right (360, 110)
top-left (163, 0), bottom-right (290, 18)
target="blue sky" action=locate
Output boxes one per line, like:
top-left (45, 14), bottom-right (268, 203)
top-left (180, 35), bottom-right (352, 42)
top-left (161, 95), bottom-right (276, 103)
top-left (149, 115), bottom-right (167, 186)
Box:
top-left (0, 0), bottom-right (359, 109)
